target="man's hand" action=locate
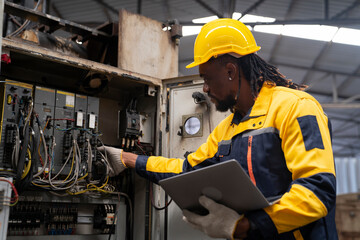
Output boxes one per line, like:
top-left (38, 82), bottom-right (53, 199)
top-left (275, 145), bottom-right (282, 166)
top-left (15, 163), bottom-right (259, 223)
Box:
top-left (183, 195), bottom-right (248, 240)
top-left (97, 146), bottom-right (127, 177)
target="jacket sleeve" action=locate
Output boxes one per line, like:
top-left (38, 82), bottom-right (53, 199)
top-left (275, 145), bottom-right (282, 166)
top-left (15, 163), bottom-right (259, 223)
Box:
top-left (135, 116), bottom-right (231, 183)
top-left (246, 97), bottom-right (336, 237)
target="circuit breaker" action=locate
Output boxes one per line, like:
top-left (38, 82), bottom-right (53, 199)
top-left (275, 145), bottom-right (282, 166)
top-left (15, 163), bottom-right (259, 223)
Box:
top-left (7, 199), bottom-right (125, 237)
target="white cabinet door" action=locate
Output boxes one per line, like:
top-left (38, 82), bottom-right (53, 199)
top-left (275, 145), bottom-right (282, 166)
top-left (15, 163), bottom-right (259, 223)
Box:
top-left (160, 76), bottom-right (231, 240)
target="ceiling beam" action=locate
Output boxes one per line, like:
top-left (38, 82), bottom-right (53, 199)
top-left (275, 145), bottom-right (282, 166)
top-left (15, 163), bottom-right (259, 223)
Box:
top-left (332, 116), bottom-right (360, 135)
top-left (300, 41), bottom-right (333, 86)
top-left (337, 64), bottom-right (360, 96)
top-left (306, 72), bottom-right (331, 90)
top-left (221, 0), bottom-right (236, 18)
top-left (268, 0), bottom-right (297, 63)
top-left (331, 0), bottom-right (360, 19)
top-left (300, 1), bottom-right (357, 86)
top-left (322, 103), bottom-right (360, 109)
top-left (250, 18), bottom-right (360, 26)
top-left (271, 61), bottom-right (360, 79)
top-left (329, 115), bottom-right (360, 124)
top-left (194, 0), bottom-right (223, 18)
top-left (333, 141), bottom-right (360, 154)
top-left (238, 0), bottom-right (266, 20)
top-left (92, 0), bottom-right (118, 15)
top-left (162, 0), bottom-right (172, 21)
top-left (137, 0), bottom-right (142, 14)
top-left (179, 57), bottom-right (360, 80)
top-left (333, 152), bottom-right (359, 157)
top-left (332, 138), bottom-right (360, 147)
top-left (333, 148), bottom-right (359, 157)
top-left (324, 0), bottom-right (329, 20)
top-left (300, 3), bottom-right (359, 101)
top-left (181, 18), bottom-right (360, 26)
top-left (333, 135), bottom-right (360, 139)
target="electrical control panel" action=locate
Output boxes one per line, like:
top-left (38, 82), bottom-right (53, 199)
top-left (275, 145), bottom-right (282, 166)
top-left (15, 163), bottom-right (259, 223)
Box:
top-left (0, 80), bottom-right (106, 184)
top-left (0, 81), bottom-right (33, 170)
top-left (0, 81), bottom-right (101, 177)
top-left (0, 80), bottom-right (132, 239)
top-left (0, 79), bottom-right (155, 240)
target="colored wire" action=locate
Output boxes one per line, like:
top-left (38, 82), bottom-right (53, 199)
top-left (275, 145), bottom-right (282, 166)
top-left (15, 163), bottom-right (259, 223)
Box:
top-left (0, 178), bottom-right (19, 206)
top-left (20, 148), bottom-right (32, 179)
top-left (86, 139), bottom-right (93, 180)
top-left (11, 128), bottom-right (20, 169)
top-left (150, 183), bottom-right (172, 210)
top-left (34, 129), bottom-right (48, 177)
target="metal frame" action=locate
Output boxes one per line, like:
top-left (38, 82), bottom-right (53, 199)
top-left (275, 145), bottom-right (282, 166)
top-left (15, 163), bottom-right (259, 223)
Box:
top-left (4, 1), bottom-right (110, 39)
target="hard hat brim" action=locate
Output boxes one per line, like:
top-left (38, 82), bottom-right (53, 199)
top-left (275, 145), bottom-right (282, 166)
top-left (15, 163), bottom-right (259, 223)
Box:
top-left (186, 61), bottom-right (199, 69)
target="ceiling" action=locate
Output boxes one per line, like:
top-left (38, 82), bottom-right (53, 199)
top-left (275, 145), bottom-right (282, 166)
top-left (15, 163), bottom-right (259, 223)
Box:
top-left (4, 0), bottom-right (360, 157)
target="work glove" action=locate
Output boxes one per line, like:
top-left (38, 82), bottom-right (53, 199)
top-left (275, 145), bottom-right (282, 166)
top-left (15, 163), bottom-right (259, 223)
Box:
top-left (183, 195), bottom-right (243, 240)
top-left (97, 146), bottom-right (127, 177)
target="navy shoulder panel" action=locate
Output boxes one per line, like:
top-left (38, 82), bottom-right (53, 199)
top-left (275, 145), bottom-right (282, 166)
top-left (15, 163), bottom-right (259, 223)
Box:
top-left (297, 115), bottom-right (324, 151)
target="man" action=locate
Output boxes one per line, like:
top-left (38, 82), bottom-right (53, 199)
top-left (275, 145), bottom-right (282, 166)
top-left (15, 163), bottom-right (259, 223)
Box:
top-left (98, 19), bottom-right (337, 239)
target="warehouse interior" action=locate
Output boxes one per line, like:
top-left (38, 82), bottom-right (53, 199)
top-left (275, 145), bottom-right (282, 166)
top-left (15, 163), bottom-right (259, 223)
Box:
top-left (0, 0), bottom-right (359, 239)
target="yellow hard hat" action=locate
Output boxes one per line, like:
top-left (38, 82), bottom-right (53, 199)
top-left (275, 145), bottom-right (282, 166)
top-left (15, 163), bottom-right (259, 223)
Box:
top-left (186, 18), bottom-right (261, 68)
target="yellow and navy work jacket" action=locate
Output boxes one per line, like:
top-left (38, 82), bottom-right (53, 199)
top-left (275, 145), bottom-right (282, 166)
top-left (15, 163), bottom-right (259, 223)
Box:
top-left (136, 82), bottom-right (337, 240)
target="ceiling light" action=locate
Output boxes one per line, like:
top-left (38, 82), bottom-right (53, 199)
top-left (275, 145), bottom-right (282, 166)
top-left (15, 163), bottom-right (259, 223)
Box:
top-left (282, 25), bottom-right (338, 41)
top-left (239, 14), bottom-right (276, 23)
top-left (182, 26), bottom-right (203, 37)
top-left (192, 15), bottom-right (218, 24)
top-left (332, 27), bottom-right (360, 46)
top-left (186, 14), bottom-right (360, 48)
top-left (232, 12), bottom-right (242, 20)
top-left (254, 25), bottom-right (283, 34)
top-left (231, 12), bottom-right (275, 23)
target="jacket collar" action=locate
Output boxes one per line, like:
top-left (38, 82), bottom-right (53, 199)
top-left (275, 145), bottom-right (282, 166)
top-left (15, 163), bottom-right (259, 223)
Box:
top-left (231, 81), bottom-right (274, 125)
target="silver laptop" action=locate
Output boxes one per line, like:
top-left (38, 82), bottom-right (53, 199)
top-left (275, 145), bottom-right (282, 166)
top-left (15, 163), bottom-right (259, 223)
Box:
top-left (159, 159), bottom-right (280, 214)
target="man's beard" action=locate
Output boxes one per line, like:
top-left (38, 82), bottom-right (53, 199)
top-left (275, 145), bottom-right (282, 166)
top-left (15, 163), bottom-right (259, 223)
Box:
top-left (209, 94), bottom-right (236, 112)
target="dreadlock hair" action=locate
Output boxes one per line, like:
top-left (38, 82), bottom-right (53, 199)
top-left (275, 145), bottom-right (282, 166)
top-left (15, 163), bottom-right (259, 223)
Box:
top-left (238, 53), bottom-right (307, 97)
top-left (210, 53), bottom-right (307, 98)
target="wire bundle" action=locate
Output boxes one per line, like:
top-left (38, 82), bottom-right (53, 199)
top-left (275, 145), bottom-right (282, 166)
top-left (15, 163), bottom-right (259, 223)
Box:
top-left (0, 96), bottom-right (114, 198)
top-left (0, 178), bottom-right (19, 207)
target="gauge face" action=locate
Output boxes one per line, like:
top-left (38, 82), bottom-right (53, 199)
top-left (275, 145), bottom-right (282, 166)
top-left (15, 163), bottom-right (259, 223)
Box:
top-left (184, 116), bottom-right (201, 135)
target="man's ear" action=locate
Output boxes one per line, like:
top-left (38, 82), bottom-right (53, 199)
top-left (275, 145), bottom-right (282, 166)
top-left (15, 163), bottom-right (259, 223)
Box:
top-left (225, 62), bottom-right (237, 81)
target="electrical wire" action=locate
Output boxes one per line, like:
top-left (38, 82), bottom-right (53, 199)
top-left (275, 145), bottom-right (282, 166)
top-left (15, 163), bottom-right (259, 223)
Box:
top-left (134, 141), bottom-right (171, 210)
top-left (149, 183), bottom-right (172, 211)
top-left (47, 140), bottom-right (80, 190)
top-left (6, 0), bottom-right (43, 38)
top-left (0, 178), bottom-right (19, 206)
top-left (33, 139), bottom-right (80, 191)
top-left (11, 127), bottom-right (20, 168)
top-left (34, 128), bottom-right (48, 177)
top-left (86, 138), bottom-right (93, 180)
top-left (20, 148), bottom-right (32, 179)
top-left (107, 191), bottom-right (133, 240)
top-left (23, 100), bottom-right (33, 137)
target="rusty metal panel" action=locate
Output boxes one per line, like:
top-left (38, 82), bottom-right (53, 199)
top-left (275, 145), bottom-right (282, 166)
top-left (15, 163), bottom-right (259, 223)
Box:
top-left (118, 9), bottom-right (178, 79)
